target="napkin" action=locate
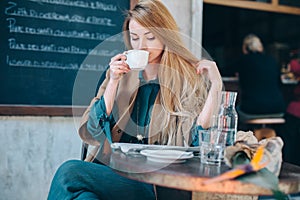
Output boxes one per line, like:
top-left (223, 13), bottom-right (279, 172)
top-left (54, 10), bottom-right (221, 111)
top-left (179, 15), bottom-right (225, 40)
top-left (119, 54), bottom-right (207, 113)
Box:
top-left (223, 131), bottom-right (287, 199)
top-left (205, 130), bottom-right (287, 199)
top-left (224, 130), bottom-right (283, 176)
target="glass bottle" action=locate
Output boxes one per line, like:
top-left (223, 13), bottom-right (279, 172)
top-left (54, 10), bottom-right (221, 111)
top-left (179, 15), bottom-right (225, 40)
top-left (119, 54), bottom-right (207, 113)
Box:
top-left (216, 91), bottom-right (238, 146)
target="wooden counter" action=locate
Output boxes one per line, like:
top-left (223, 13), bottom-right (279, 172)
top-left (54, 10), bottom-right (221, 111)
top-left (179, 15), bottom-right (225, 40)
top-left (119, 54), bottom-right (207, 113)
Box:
top-left (222, 76), bottom-right (297, 105)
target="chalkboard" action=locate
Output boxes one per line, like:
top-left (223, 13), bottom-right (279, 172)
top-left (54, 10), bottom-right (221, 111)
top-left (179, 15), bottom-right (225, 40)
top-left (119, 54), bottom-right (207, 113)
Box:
top-left (0, 0), bottom-right (130, 107)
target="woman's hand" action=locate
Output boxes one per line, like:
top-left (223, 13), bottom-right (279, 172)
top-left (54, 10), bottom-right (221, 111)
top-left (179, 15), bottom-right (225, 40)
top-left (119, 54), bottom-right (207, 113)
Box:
top-left (109, 53), bottom-right (130, 81)
top-left (196, 59), bottom-right (223, 90)
top-left (103, 53), bottom-right (130, 116)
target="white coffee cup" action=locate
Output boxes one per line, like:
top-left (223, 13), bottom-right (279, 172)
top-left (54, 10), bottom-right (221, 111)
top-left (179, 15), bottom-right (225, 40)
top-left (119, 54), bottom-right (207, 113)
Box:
top-left (125, 50), bottom-right (149, 70)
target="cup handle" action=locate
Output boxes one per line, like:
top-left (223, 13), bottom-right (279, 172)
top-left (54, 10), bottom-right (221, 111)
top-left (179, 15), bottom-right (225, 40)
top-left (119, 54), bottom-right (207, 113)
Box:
top-left (122, 52), bottom-right (128, 64)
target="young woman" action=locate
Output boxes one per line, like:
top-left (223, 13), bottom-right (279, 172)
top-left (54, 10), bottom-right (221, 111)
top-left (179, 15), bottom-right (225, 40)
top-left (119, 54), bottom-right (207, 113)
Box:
top-left (47, 0), bottom-right (223, 199)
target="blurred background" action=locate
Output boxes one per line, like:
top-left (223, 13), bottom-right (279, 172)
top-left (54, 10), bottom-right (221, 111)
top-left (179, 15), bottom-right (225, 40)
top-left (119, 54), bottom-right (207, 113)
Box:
top-left (202, 2), bottom-right (300, 77)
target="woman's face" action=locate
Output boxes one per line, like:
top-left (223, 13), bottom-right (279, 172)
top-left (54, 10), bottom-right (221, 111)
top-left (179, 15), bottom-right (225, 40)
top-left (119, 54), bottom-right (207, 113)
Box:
top-left (128, 19), bottom-right (164, 64)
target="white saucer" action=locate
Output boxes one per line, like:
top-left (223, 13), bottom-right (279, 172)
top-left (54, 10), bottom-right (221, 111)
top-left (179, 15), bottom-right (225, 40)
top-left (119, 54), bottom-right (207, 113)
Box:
top-left (140, 149), bottom-right (193, 163)
top-left (111, 143), bottom-right (200, 153)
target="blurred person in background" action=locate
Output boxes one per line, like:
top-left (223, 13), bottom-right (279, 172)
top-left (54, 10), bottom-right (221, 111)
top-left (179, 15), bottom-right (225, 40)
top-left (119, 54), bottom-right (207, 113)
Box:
top-left (233, 34), bottom-right (285, 126)
top-left (284, 50), bottom-right (300, 166)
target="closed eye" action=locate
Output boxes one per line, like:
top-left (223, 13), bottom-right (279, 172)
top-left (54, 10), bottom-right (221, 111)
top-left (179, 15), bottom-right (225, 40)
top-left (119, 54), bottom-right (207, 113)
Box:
top-left (147, 37), bottom-right (155, 41)
top-left (130, 32), bottom-right (139, 41)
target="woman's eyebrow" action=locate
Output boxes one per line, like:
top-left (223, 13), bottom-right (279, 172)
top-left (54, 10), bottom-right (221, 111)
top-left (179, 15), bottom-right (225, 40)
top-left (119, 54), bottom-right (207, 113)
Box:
top-left (129, 31), bottom-right (152, 36)
top-left (129, 32), bottom-right (138, 36)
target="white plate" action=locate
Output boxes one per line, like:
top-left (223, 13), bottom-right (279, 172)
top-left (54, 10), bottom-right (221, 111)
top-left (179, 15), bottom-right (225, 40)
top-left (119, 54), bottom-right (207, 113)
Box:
top-left (111, 143), bottom-right (199, 153)
top-left (140, 149), bottom-right (193, 163)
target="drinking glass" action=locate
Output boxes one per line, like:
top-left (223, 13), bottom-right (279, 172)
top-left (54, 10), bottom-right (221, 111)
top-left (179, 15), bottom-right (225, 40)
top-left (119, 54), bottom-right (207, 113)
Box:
top-left (199, 129), bottom-right (227, 166)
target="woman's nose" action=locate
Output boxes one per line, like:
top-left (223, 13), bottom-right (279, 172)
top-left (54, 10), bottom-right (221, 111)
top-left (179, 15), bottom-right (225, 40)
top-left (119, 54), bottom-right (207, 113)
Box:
top-left (138, 39), bottom-right (147, 50)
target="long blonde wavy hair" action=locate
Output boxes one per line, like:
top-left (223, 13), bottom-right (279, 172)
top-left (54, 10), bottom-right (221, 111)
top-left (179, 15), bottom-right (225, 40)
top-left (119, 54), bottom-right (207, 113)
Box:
top-left (123, 0), bottom-right (209, 144)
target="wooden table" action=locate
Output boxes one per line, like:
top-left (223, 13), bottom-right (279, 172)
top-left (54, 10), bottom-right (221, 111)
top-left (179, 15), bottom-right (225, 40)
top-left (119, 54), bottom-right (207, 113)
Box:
top-left (106, 150), bottom-right (300, 200)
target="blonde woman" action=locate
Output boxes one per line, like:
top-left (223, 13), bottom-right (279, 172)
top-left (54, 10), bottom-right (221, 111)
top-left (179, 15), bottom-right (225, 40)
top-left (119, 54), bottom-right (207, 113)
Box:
top-left (48, 0), bottom-right (222, 199)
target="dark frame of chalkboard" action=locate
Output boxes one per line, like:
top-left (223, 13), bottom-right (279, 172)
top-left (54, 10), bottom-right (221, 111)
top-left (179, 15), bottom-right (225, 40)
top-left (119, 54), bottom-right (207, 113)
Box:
top-left (0, 0), bottom-right (139, 116)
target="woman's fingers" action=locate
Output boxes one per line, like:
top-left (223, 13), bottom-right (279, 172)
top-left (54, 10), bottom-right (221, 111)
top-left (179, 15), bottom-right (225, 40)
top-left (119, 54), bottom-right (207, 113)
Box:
top-left (110, 54), bottom-right (127, 63)
top-left (196, 60), bottom-right (217, 74)
top-left (197, 59), bottom-right (222, 87)
top-left (109, 54), bottom-right (130, 80)
top-left (196, 60), bottom-right (216, 79)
